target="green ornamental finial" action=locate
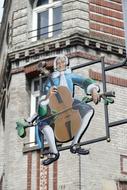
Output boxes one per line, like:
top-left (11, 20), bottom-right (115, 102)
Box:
top-left (16, 119), bottom-right (29, 138)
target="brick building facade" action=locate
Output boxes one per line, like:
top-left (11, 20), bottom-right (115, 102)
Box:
top-left (0, 0), bottom-right (127, 189)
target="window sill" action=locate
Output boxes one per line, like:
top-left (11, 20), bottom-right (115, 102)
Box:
top-left (22, 142), bottom-right (63, 153)
top-left (22, 144), bottom-right (40, 153)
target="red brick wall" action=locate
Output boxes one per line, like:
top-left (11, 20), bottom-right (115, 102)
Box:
top-left (27, 152), bottom-right (32, 190)
top-left (36, 151), bottom-right (40, 190)
top-left (53, 162), bottom-right (58, 190)
top-left (89, 69), bottom-right (127, 87)
top-left (89, 0), bottom-right (124, 41)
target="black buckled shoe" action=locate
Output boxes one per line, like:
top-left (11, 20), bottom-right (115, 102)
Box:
top-left (70, 145), bottom-right (89, 155)
top-left (42, 153), bottom-right (60, 166)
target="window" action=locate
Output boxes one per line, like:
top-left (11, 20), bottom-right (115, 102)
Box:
top-left (30, 77), bottom-right (48, 146)
top-left (30, 79), bottom-right (40, 145)
top-left (32, 0), bottom-right (62, 41)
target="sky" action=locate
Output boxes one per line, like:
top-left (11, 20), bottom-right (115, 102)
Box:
top-left (0, 0), bottom-right (4, 22)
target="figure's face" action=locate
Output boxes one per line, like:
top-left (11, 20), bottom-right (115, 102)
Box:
top-left (56, 60), bottom-right (66, 72)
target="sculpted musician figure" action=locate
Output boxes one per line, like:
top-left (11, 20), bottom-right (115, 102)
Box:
top-left (27, 55), bottom-right (100, 166)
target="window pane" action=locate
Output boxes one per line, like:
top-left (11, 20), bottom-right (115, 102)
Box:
top-left (38, 10), bottom-right (49, 39)
top-left (34, 80), bottom-right (39, 91)
top-left (37, 0), bottom-right (49, 6)
top-left (53, 6), bottom-right (62, 36)
top-left (36, 96), bottom-right (39, 112)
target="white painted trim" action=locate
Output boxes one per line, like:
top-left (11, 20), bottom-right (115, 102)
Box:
top-left (29, 79), bottom-right (40, 146)
top-left (49, 7), bottom-right (53, 37)
top-left (32, 11), bottom-right (38, 42)
top-left (29, 94), bottom-right (36, 146)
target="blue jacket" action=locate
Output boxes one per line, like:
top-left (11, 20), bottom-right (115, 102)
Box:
top-left (43, 69), bottom-right (97, 95)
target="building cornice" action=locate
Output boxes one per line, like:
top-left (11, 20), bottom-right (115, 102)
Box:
top-left (8, 32), bottom-right (126, 63)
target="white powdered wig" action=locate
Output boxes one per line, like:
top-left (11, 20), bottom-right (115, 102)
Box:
top-left (54, 54), bottom-right (68, 71)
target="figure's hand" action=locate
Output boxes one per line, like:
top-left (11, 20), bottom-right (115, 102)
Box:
top-left (91, 88), bottom-right (100, 104)
top-left (24, 119), bottom-right (32, 127)
top-left (45, 86), bottom-right (57, 100)
top-left (49, 86), bottom-right (57, 97)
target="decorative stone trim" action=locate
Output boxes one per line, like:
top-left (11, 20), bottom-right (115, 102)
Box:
top-left (11, 66), bottom-right (24, 74)
top-left (8, 33), bottom-right (126, 63)
top-left (23, 52), bottom-right (100, 78)
top-left (40, 164), bottom-right (49, 190)
top-left (11, 50), bottom-right (126, 79)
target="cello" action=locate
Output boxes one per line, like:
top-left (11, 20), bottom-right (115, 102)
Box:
top-left (49, 85), bottom-right (81, 143)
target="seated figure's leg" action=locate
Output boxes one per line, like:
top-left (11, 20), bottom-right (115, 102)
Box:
top-left (71, 109), bottom-right (94, 146)
top-left (41, 125), bottom-right (59, 165)
top-left (70, 108), bottom-right (94, 155)
top-left (41, 125), bottom-right (58, 154)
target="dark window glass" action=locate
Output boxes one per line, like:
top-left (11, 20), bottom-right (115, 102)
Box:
top-left (34, 80), bottom-right (39, 91)
top-left (36, 96), bottom-right (39, 111)
top-left (2, 100), bottom-right (5, 130)
top-left (53, 6), bottom-right (62, 36)
top-left (38, 10), bottom-right (48, 39)
top-left (6, 23), bottom-right (10, 45)
top-left (37, 0), bottom-right (49, 6)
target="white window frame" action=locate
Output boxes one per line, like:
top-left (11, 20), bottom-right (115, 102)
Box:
top-left (32, 0), bottom-right (62, 41)
top-left (30, 78), bottom-right (40, 146)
